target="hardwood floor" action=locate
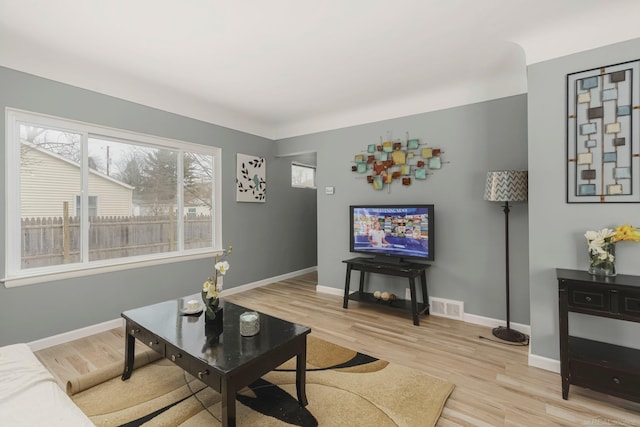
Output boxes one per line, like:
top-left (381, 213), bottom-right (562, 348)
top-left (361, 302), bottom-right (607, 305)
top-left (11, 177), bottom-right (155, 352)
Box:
top-left (36, 272), bottom-right (640, 426)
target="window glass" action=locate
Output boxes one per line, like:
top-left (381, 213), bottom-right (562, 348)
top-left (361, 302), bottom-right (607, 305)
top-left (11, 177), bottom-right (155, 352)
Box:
top-left (184, 152), bottom-right (213, 250)
top-left (292, 163), bottom-right (316, 188)
top-left (19, 124), bottom-right (83, 269)
top-left (7, 110), bottom-right (220, 284)
top-left (87, 138), bottom-right (178, 261)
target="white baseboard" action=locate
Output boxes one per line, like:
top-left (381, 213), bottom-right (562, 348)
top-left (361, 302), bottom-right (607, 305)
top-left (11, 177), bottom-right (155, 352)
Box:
top-left (462, 312), bottom-right (531, 337)
top-left (28, 266), bottom-right (318, 350)
top-left (28, 318), bottom-right (123, 352)
top-left (31, 267), bottom-right (561, 375)
top-left (221, 266), bottom-right (317, 297)
top-left (529, 353), bottom-right (560, 373)
top-left (315, 286), bottom-right (562, 372)
top-left (316, 285), bottom-right (344, 296)
top-left (317, 286), bottom-right (533, 338)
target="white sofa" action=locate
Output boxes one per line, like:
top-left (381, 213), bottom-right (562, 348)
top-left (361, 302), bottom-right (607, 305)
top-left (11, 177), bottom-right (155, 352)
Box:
top-left (0, 343), bottom-right (94, 426)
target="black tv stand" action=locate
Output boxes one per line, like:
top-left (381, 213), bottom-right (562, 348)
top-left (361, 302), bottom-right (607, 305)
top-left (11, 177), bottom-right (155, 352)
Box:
top-left (342, 257), bottom-right (431, 326)
top-left (360, 256), bottom-right (410, 266)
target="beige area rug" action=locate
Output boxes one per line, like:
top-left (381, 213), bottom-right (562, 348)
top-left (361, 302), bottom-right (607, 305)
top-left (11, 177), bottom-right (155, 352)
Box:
top-left (68, 336), bottom-right (454, 426)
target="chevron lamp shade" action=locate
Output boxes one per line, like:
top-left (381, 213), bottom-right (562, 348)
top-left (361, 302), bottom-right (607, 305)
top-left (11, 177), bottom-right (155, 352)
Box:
top-left (484, 170), bottom-right (528, 202)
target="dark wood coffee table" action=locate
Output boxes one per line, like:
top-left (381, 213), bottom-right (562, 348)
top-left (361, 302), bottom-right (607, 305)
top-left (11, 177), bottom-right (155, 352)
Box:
top-left (121, 296), bottom-right (311, 427)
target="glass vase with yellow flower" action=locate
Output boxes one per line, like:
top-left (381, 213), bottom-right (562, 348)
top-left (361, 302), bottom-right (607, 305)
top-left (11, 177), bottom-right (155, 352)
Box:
top-left (585, 224), bottom-right (640, 277)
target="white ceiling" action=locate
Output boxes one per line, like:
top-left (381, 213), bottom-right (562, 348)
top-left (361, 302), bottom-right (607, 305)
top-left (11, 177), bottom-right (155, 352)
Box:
top-left (2, 0), bottom-right (640, 139)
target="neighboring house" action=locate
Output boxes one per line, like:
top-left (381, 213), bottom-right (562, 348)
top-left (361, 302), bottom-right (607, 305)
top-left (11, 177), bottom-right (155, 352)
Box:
top-left (183, 205), bottom-right (210, 217)
top-left (131, 203), bottom-right (211, 217)
top-left (20, 144), bottom-right (134, 218)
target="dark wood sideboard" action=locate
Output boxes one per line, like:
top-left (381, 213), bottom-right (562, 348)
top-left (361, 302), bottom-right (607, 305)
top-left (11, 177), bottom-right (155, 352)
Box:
top-left (556, 268), bottom-right (640, 403)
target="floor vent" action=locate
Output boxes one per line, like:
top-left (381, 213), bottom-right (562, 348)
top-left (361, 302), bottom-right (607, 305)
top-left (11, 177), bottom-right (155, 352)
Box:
top-left (429, 297), bottom-right (464, 320)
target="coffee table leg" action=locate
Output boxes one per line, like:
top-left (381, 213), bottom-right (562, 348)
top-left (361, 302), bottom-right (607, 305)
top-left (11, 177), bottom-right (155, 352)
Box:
top-left (221, 381), bottom-right (236, 427)
top-left (121, 330), bottom-right (135, 380)
top-left (296, 338), bottom-right (308, 406)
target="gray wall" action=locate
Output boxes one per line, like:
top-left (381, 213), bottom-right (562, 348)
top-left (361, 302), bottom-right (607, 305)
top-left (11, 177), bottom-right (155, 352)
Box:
top-left (0, 66), bottom-right (317, 346)
top-left (14, 34), bottom-right (640, 362)
top-left (528, 38), bottom-right (640, 359)
top-left (277, 95), bottom-right (530, 324)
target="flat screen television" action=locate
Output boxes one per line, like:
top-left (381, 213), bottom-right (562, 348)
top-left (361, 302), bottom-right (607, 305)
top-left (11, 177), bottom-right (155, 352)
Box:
top-left (349, 204), bottom-right (434, 263)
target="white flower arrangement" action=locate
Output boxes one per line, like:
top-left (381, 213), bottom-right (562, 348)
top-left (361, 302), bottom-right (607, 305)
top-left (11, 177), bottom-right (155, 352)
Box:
top-left (585, 228), bottom-right (616, 264)
top-left (585, 224), bottom-right (640, 276)
top-left (201, 246), bottom-right (232, 317)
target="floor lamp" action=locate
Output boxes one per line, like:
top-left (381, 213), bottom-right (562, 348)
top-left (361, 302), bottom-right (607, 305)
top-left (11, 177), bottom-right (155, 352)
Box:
top-left (484, 170), bottom-right (528, 343)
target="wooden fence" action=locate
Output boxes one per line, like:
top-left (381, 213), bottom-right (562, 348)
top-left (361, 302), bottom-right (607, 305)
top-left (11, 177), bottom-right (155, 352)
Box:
top-left (21, 215), bottom-right (212, 268)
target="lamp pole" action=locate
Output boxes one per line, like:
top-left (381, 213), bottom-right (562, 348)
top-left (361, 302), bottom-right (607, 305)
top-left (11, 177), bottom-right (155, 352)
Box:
top-left (503, 201), bottom-right (511, 330)
top-left (492, 198), bottom-right (526, 343)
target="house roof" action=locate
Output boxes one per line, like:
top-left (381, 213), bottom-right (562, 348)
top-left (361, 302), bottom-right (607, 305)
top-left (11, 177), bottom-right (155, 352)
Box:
top-left (22, 142), bottom-right (135, 190)
top-left (2, 1), bottom-right (640, 139)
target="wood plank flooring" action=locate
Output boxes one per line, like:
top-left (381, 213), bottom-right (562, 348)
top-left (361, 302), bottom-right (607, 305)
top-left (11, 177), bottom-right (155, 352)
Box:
top-left (36, 272), bottom-right (640, 426)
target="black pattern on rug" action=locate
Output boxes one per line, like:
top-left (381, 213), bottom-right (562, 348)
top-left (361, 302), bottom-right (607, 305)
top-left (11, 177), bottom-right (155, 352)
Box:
top-left (71, 336), bottom-right (454, 427)
top-left (118, 351), bottom-right (376, 426)
top-left (118, 385), bottom-right (208, 427)
top-left (235, 351), bottom-right (378, 426)
top-left (237, 378), bottom-right (318, 426)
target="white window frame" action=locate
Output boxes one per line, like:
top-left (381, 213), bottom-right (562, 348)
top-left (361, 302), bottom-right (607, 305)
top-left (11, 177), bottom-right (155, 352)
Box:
top-left (291, 162), bottom-right (316, 189)
top-left (3, 108), bottom-right (222, 287)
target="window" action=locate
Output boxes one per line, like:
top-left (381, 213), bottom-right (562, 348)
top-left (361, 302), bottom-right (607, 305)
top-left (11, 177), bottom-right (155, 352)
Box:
top-left (291, 162), bottom-right (316, 188)
top-left (75, 195), bottom-right (98, 217)
top-left (5, 109), bottom-right (221, 286)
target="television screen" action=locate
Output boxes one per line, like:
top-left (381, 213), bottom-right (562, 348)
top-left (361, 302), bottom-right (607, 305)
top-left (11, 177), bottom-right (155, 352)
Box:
top-left (350, 204), bottom-right (434, 263)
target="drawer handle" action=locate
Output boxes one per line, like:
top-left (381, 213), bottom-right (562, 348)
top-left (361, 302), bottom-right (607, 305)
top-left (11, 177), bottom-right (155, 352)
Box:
top-left (585, 296), bottom-right (592, 302)
top-left (612, 377), bottom-right (621, 384)
top-left (170, 353), bottom-right (182, 362)
top-left (130, 328), bottom-right (140, 335)
top-left (149, 340), bottom-right (159, 347)
top-left (198, 370), bottom-right (209, 379)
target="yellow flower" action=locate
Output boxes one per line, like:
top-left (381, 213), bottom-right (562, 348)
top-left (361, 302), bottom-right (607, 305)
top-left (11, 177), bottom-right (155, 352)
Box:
top-left (613, 224), bottom-right (640, 242)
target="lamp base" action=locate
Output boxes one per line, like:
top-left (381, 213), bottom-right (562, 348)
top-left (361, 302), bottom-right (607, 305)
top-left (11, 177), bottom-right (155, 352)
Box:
top-left (492, 326), bottom-right (527, 343)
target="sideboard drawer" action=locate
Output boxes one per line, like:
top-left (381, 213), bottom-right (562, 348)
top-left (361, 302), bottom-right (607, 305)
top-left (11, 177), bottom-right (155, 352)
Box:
top-left (571, 359), bottom-right (640, 398)
top-left (568, 287), bottom-right (609, 312)
top-left (620, 292), bottom-right (640, 320)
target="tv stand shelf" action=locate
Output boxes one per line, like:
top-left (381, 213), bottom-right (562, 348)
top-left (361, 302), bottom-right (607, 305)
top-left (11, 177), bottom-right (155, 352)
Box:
top-left (347, 291), bottom-right (418, 312)
top-left (342, 257), bottom-right (430, 325)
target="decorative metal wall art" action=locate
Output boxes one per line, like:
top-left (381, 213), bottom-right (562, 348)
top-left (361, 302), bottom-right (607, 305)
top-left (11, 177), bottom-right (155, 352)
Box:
top-left (567, 59), bottom-right (640, 203)
top-left (351, 132), bottom-right (446, 191)
top-left (236, 153), bottom-right (266, 202)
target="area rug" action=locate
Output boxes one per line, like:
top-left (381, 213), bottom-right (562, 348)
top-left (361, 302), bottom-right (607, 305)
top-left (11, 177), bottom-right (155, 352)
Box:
top-left (68, 336), bottom-right (454, 426)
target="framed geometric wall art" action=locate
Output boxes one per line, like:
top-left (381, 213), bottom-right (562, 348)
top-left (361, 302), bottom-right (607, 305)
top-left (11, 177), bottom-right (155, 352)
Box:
top-left (566, 59), bottom-right (640, 203)
top-left (236, 153), bottom-right (266, 202)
